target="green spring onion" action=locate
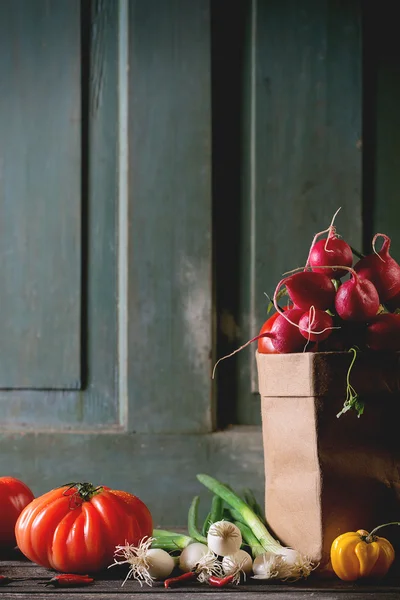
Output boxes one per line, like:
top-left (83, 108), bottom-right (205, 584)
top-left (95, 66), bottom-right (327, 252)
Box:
top-left (151, 529), bottom-right (194, 551)
top-left (234, 521), bottom-right (265, 558)
top-left (197, 474), bottom-right (314, 580)
top-left (188, 496), bottom-right (207, 545)
top-left (196, 474), bottom-right (281, 553)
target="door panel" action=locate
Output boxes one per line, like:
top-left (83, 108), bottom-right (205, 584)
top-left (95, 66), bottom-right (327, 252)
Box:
top-left (0, 0), bottom-right (82, 389)
top-left (127, 0), bottom-right (213, 433)
top-left (0, 0), bottom-right (214, 435)
top-left (0, 0), bottom-right (119, 428)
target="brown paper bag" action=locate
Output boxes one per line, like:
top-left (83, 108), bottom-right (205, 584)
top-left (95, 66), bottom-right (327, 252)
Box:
top-left (256, 350), bottom-right (400, 572)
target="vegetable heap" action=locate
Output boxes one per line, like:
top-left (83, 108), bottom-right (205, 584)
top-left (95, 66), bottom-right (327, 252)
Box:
top-left (214, 209), bottom-right (400, 417)
top-left (2, 474), bottom-right (400, 586)
top-left (110, 473), bottom-right (314, 588)
top-left (266, 210), bottom-right (400, 355)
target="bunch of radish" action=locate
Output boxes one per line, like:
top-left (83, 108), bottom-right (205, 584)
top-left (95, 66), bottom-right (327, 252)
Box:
top-left (256, 211), bottom-right (400, 355)
top-left (212, 210), bottom-right (400, 386)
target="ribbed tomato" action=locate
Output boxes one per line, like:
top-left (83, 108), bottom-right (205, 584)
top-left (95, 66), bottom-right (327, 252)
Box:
top-left (15, 482), bottom-right (153, 573)
top-left (0, 476), bottom-right (34, 551)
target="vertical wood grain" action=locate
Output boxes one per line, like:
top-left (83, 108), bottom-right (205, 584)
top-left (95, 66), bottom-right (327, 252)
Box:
top-left (365, 3), bottom-right (400, 261)
top-left (0, 0), bottom-right (120, 428)
top-left (0, 0), bottom-right (81, 388)
top-left (127, 0), bottom-right (213, 433)
top-left (236, 0), bottom-right (362, 424)
top-left (85, 0), bottom-right (119, 410)
top-left (117, 0), bottom-right (129, 427)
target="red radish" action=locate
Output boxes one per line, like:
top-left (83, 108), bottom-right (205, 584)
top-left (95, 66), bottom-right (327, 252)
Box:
top-left (366, 313), bottom-right (400, 351)
top-left (318, 328), bottom-right (347, 352)
top-left (211, 308), bottom-right (305, 377)
top-left (258, 305), bottom-right (294, 354)
top-left (305, 207), bottom-right (352, 279)
top-left (354, 233), bottom-right (400, 303)
top-left (269, 308), bottom-right (306, 353)
top-left (386, 289), bottom-right (400, 312)
top-left (335, 269), bottom-right (380, 321)
top-left (258, 312), bottom-right (281, 354)
top-left (308, 234), bottom-right (353, 279)
top-left (284, 271), bottom-right (336, 311)
top-left (320, 322), bottom-right (366, 351)
top-left (298, 308), bottom-right (333, 342)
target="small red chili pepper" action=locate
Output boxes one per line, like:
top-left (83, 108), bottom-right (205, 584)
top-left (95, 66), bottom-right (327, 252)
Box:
top-left (164, 571), bottom-right (197, 588)
top-left (44, 574), bottom-right (94, 588)
top-left (208, 574), bottom-right (235, 587)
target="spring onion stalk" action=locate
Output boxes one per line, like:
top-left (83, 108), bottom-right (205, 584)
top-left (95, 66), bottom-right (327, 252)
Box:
top-left (197, 474), bottom-right (281, 553)
top-left (153, 528), bottom-right (184, 538)
top-left (210, 494), bottom-right (224, 523)
top-left (202, 512), bottom-right (212, 537)
top-left (151, 529), bottom-right (194, 550)
top-left (227, 507), bottom-right (246, 525)
top-left (151, 536), bottom-right (194, 551)
top-left (222, 508), bottom-right (234, 521)
top-left (242, 489), bottom-right (266, 525)
top-left (202, 494), bottom-right (225, 537)
top-left (188, 496), bottom-right (208, 544)
top-left (197, 474), bottom-right (314, 580)
top-left (234, 521), bottom-right (265, 558)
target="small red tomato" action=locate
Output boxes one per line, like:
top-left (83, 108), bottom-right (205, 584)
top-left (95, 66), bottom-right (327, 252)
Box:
top-left (258, 312), bottom-right (281, 354)
top-left (0, 476), bottom-right (34, 551)
top-left (15, 482), bottom-right (153, 573)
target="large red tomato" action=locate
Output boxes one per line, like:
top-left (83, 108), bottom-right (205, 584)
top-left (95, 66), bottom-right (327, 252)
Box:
top-left (15, 482), bottom-right (153, 573)
top-left (0, 476), bottom-right (35, 551)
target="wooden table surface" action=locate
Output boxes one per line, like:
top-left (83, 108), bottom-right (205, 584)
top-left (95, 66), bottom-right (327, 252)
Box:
top-left (2, 554), bottom-right (400, 599)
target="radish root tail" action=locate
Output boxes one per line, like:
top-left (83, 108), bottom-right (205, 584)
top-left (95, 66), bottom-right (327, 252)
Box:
top-left (211, 333), bottom-right (272, 379)
top-left (304, 207), bottom-right (342, 270)
top-left (372, 233), bottom-right (389, 263)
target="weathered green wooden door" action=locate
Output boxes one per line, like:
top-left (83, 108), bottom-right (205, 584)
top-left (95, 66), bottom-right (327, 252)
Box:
top-left (0, 0), bottom-right (264, 526)
top-left (1, 0), bottom-right (390, 527)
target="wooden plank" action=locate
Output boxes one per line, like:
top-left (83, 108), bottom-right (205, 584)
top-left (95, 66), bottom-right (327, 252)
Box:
top-left (2, 590), bottom-right (400, 599)
top-left (1, 588), bottom-right (399, 600)
top-left (83, 0), bottom-right (118, 408)
top-left (235, 0), bottom-right (362, 424)
top-left (0, 0), bottom-right (119, 428)
top-left (0, 0), bottom-right (81, 388)
top-left (3, 557), bottom-right (400, 598)
top-left (366, 3), bottom-right (400, 261)
top-left (127, 0), bottom-right (213, 433)
top-left (0, 427), bottom-right (264, 527)
top-left (2, 562), bottom-right (400, 599)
